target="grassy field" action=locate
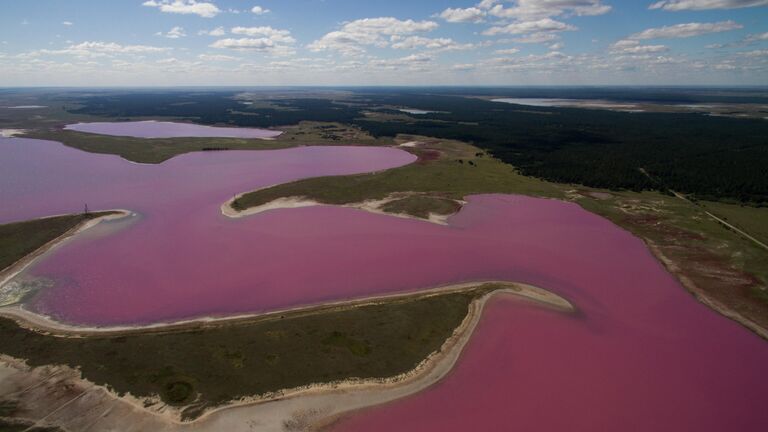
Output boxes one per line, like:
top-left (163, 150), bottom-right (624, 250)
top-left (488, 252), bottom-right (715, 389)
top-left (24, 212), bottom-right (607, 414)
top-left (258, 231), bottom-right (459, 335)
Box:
top-left (381, 195), bottom-right (463, 219)
top-left (699, 201), bottom-right (768, 246)
top-left (232, 136), bottom-right (562, 217)
top-left (25, 129), bottom-right (295, 164)
top-left (0, 212), bottom-right (113, 272)
top-left (0, 288), bottom-right (485, 420)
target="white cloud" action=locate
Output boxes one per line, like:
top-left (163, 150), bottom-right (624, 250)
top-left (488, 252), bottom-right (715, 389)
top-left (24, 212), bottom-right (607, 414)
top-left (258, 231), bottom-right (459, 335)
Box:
top-left (488, 0), bottom-right (611, 20)
top-left (199, 27), bottom-right (226, 36)
top-left (62, 21), bottom-right (73, 26)
top-left (369, 53), bottom-right (435, 70)
top-left (142, 0), bottom-right (221, 18)
top-left (231, 27), bottom-right (295, 44)
top-left (745, 32), bottom-right (768, 42)
top-left (510, 32), bottom-right (560, 43)
top-left (390, 36), bottom-right (473, 51)
top-left (649, 0), bottom-right (768, 11)
top-left (209, 38), bottom-right (274, 50)
top-left (494, 47), bottom-right (520, 54)
top-left (22, 41), bottom-right (170, 59)
top-left (629, 21), bottom-right (742, 39)
top-left (198, 53), bottom-right (239, 61)
top-left (484, 18), bottom-right (576, 35)
top-left (739, 49), bottom-right (768, 57)
top-left (158, 26), bottom-right (187, 39)
top-left (343, 17), bottom-right (438, 35)
top-left (451, 63), bottom-right (476, 71)
top-left (308, 17), bottom-right (438, 55)
top-left (251, 6), bottom-right (270, 15)
top-left (611, 39), bottom-right (668, 53)
top-left (438, 7), bottom-right (486, 23)
top-left (211, 27), bottom-right (295, 55)
top-left (65, 41), bottom-right (169, 54)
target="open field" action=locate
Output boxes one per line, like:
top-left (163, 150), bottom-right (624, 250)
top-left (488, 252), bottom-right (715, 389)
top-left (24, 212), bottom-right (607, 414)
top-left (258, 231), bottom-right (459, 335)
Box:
top-left (699, 201), bottom-right (768, 246)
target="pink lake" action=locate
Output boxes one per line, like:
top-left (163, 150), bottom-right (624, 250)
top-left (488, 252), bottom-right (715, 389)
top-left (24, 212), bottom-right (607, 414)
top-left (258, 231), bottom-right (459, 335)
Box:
top-left (1, 135), bottom-right (767, 431)
top-left (64, 120), bottom-right (282, 139)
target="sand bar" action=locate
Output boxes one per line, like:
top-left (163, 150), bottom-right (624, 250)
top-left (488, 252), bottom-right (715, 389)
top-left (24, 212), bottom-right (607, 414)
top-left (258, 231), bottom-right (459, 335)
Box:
top-left (221, 191), bottom-right (459, 226)
top-left (0, 281), bottom-right (572, 431)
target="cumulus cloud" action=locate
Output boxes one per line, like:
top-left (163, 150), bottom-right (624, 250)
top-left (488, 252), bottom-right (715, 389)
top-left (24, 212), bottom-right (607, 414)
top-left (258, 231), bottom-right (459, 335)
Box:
top-left (198, 53), bottom-right (239, 61)
top-left (494, 47), bottom-right (521, 54)
top-left (209, 38), bottom-right (274, 50)
top-left (142, 0), bottom-right (221, 18)
top-left (510, 32), bottom-right (561, 43)
top-left (390, 36), bottom-right (474, 51)
top-left (739, 48), bottom-right (768, 57)
top-left (308, 17), bottom-right (438, 55)
top-left (369, 53), bottom-right (435, 70)
top-left (251, 6), bottom-right (270, 15)
top-left (464, 0), bottom-right (609, 48)
top-left (629, 21), bottom-right (742, 39)
top-left (231, 26), bottom-right (295, 43)
top-left (158, 26), bottom-right (187, 39)
top-left (23, 41), bottom-right (170, 59)
top-left (487, 0), bottom-right (611, 20)
top-left (649, 0), bottom-right (768, 10)
top-left (438, 7), bottom-right (486, 23)
top-left (210, 26), bottom-right (295, 55)
top-left (198, 27), bottom-right (226, 36)
top-left (484, 18), bottom-right (576, 35)
top-left (451, 63), bottom-right (476, 71)
top-left (611, 39), bottom-right (668, 54)
top-left (65, 41), bottom-right (169, 54)
top-left (745, 32), bottom-right (768, 42)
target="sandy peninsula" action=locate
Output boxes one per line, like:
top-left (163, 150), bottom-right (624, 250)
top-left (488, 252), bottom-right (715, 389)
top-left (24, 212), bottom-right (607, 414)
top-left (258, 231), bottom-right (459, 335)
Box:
top-left (0, 281), bottom-right (573, 431)
top-left (0, 210), bottom-right (134, 306)
top-left (221, 190), bottom-right (459, 226)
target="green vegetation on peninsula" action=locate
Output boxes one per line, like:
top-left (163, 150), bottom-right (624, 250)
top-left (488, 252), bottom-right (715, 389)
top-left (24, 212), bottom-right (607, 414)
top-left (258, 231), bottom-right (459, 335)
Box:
top-left (25, 122), bottom-right (389, 164)
top-left (0, 212), bottom-right (115, 273)
top-left (0, 286), bottom-right (497, 420)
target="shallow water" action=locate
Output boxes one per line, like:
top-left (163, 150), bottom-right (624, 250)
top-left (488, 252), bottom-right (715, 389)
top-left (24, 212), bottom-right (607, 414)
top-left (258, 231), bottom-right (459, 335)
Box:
top-left (65, 120), bottom-right (282, 139)
top-left (1, 135), bottom-right (767, 430)
top-left (328, 197), bottom-right (768, 431)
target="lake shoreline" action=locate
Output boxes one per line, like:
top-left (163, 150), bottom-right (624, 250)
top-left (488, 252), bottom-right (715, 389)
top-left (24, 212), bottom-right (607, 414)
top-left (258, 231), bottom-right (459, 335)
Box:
top-left (0, 282), bottom-right (572, 431)
top-left (0, 210), bottom-right (134, 304)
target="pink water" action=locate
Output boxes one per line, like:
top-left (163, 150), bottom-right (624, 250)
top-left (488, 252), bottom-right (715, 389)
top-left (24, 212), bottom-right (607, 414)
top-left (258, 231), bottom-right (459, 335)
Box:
top-left (64, 121), bottom-right (282, 139)
top-left (2, 136), bottom-right (767, 430)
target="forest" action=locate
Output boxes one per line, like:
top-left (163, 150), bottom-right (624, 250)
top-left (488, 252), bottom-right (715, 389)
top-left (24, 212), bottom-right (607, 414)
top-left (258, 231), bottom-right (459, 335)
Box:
top-left (65, 89), bottom-right (768, 204)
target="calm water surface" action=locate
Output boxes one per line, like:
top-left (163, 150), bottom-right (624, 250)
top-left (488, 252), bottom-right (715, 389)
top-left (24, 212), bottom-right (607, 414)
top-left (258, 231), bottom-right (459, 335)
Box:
top-left (1, 133), bottom-right (766, 431)
top-left (65, 120), bottom-right (282, 139)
